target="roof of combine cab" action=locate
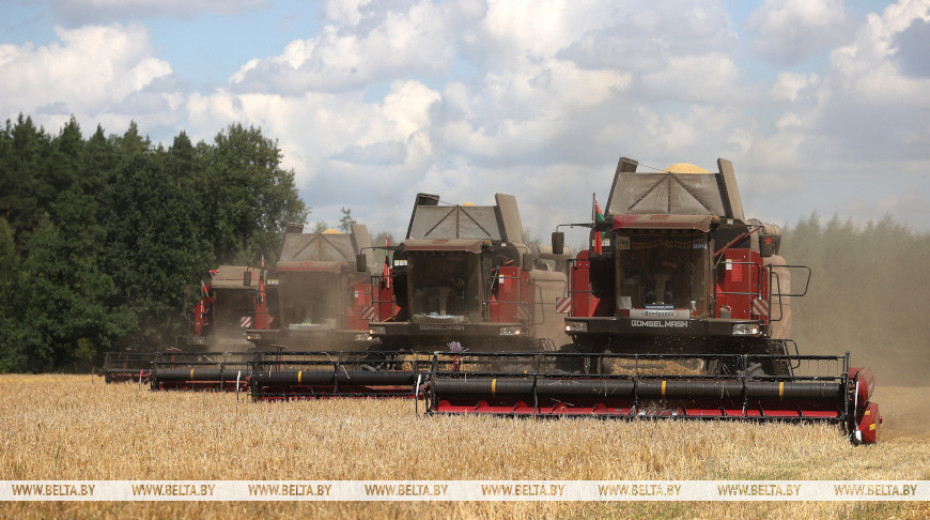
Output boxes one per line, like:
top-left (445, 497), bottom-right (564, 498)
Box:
top-left (405, 193), bottom-right (526, 245)
top-left (210, 265), bottom-right (260, 290)
top-left (403, 238), bottom-right (487, 254)
top-left (605, 156), bottom-right (745, 220)
top-left (276, 223), bottom-right (375, 273)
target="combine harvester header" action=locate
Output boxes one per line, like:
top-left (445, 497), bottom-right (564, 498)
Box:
top-left (422, 156), bottom-right (880, 445)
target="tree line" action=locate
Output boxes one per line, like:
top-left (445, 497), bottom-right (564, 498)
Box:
top-left (0, 115), bottom-right (307, 372)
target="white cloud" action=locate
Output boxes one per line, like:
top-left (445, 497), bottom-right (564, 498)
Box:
top-left (747, 0), bottom-right (852, 66)
top-left (6, 0), bottom-right (928, 235)
top-left (808, 0), bottom-right (930, 164)
top-left (0, 24), bottom-right (176, 131)
top-left (229, 0), bottom-right (475, 93)
top-left (201, 0), bottom-right (766, 233)
top-left (322, 0), bottom-right (372, 26)
top-left (771, 72), bottom-right (819, 103)
top-left (639, 53), bottom-right (743, 104)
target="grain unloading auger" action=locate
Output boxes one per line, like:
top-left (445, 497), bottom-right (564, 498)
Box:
top-left (419, 156), bottom-right (880, 445)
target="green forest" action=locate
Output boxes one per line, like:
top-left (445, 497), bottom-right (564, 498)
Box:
top-left (0, 115), bottom-right (925, 384)
top-left (0, 115), bottom-right (307, 372)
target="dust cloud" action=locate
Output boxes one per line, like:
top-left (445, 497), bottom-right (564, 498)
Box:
top-left (782, 226), bottom-right (930, 432)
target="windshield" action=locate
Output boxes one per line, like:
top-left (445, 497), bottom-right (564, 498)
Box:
top-left (212, 288), bottom-right (252, 336)
top-left (278, 272), bottom-right (344, 328)
top-left (407, 251), bottom-right (482, 322)
top-left (615, 232), bottom-right (710, 314)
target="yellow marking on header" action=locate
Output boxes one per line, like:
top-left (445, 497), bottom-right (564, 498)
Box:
top-left (190, 368), bottom-right (194, 380)
top-left (492, 379), bottom-right (497, 398)
top-left (779, 382), bottom-right (784, 400)
top-left (298, 370), bottom-right (302, 385)
top-left (661, 381), bottom-right (667, 398)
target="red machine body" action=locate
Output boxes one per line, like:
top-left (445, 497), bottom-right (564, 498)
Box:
top-left (190, 265), bottom-right (275, 352)
top-left (246, 224), bottom-right (385, 352)
top-left (368, 193), bottom-right (570, 353)
top-left (424, 156), bottom-right (880, 445)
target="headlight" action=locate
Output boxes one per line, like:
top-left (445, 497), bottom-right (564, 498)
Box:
top-left (499, 326), bottom-right (522, 336)
top-left (732, 323), bottom-right (761, 335)
top-left (565, 321), bottom-right (588, 333)
top-left (354, 333), bottom-right (374, 342)
top-left (247, 333), bottom-right (262, 342)
top-left (369, 325), bottom-right (386, 335)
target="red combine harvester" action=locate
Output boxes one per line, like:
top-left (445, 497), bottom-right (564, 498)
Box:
top-left (249, 193), bottom-right (572, 400)
top-left (422, 157), bottom-right (880, 445)
top-left (190, 265), bottom-right (276, 352)
top-left (146, 265), bottom-right (275, 390)
top-left (370, 193), bottom-right (570, 352)
top-left (245, 223), bottom-right (382, 351)
top-left (247, 224), bottom-right (403, 399)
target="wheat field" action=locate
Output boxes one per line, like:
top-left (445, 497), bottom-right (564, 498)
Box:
top-left (0, 375), bottom-right (927, 519)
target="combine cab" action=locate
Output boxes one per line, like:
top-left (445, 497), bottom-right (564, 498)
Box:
top-left (424, 157), bottom-right (880, 445)
top-left (245, 224), bottom-right (381, 352)
top-left (370, 193), bottom-right (570, 353)
top-left (191, 265), bottom-right (276, 352)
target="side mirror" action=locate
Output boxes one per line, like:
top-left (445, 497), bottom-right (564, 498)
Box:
top-left (522, 253), bottom-right (534, 272)
top-left (551, 231), bottom-right (565, 256)
top-left (243, 270), bottom-right (252, 287)
top-left (356, 254), bottom-right (368, 273)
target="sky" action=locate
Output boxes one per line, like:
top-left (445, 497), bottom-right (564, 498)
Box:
top-left (1, 0), bottom-right (929, 244)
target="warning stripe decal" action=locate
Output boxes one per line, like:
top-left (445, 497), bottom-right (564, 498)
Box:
top-left (751, 298), bottom-right (769, 318)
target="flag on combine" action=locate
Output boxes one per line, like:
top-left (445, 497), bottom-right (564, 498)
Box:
top-left (200, 280), bottom-right (209, 298)
top-left (593, 193), bottom-right (606, 255)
